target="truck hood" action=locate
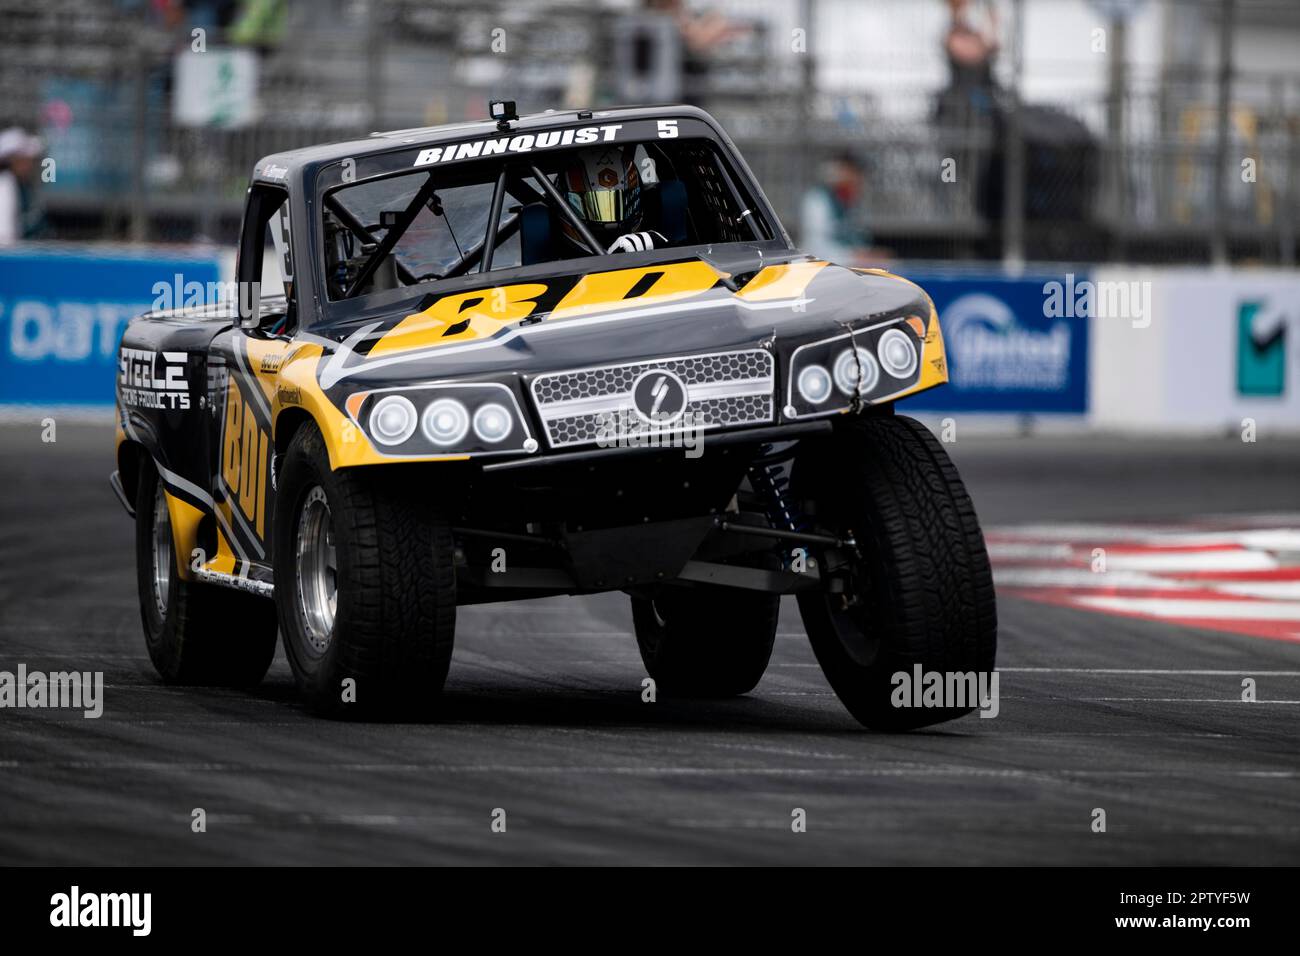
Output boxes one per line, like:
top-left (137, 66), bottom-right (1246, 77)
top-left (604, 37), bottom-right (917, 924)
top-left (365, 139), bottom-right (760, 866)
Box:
top-left (312, 254), bottom-right (933, 392)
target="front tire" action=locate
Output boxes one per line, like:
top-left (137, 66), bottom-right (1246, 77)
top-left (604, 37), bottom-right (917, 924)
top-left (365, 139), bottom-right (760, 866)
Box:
top-left (134, 459), bottom-right (277, 686)
top-left (631, 587), bottom-right (779, 697)
top-left (273, 422), bottom-right (456, 718)
top-left (793, 415), bottom-right (997, 730)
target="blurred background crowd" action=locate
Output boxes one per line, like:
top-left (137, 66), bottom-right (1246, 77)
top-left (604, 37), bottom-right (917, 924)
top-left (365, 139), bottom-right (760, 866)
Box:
top-left (1, 0), bottom-right (1298, 431)
top-left (1, 0), bottom-right (1296, 266)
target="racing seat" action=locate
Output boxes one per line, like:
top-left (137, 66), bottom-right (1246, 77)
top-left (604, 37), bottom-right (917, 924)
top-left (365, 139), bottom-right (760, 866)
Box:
top-left (652, 179), bottom-right (690, 245)
top-left (519, 202), bottom-right (555, 266)
top-left (518, 180), bottom-right (689, 264)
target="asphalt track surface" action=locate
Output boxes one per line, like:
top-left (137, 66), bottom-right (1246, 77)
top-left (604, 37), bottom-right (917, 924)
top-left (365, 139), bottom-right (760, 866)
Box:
top-left (1, 421), bottom-right (1298, 865)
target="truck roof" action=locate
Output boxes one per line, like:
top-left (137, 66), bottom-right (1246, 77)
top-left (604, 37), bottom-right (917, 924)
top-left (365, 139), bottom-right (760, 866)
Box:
top-left (250, 103), bottom-right (721, 189)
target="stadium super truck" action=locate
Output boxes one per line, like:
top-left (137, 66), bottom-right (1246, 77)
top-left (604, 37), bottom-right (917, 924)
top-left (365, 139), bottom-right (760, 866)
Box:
top-left (111, 102), bottom-right (997, 728)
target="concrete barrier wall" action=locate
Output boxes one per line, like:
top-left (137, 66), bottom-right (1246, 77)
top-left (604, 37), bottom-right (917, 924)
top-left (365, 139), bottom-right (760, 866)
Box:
top-left (1090, 266), bottom-right (1300, 435)
top-left (1, 245), bottom-right (1296, 434)
top-left (0, 244), bottom-right (221, 409)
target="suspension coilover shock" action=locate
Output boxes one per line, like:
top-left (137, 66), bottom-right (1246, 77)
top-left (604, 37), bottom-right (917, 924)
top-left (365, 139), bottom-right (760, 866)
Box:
top-left (746, 443), bottom-right (804, 533)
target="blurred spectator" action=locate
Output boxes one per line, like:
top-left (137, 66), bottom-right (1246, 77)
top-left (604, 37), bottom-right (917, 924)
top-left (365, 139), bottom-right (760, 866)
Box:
top-left (230, 0), bottom-right (288, 52)
top-left (937, 0), bottom-right (1000, 126)
top-left (646, 0), bottom-right (748, 61)
top-left (934, 0), bottom-right (1003, 231)
top-left (645, 0), bottom-right (750, 107)
top-left (800, 151), bottom-right (889, 265)
top-left (0, 128), bottom-right (45, 246)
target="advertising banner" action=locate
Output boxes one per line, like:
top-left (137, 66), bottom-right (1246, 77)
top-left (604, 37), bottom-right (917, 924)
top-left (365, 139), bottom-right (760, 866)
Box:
top-left (1159, 272), bottom-right (1300, 430)
top-left (0, 246), bottom-right (220, 406)
top-left (899, 270), bottom-right (1090, 414)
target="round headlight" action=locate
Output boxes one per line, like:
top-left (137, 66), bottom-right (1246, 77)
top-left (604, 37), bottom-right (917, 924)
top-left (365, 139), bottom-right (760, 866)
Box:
top-left (421, 398), bottom-right (470, 447)
top-left (473, 403), bottom-right (513, 443)
top-left (878, 329), bottom-right (918, 378)
top-left (797, 364), bottom-right (833, 405)
top-left (369, 395), bottom-right (417, 446)
top-left (833, 347), bottom-right (880, 397)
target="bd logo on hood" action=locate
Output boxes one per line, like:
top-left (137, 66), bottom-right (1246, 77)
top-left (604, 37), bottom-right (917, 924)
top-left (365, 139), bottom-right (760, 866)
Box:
top-left (942, 293), bottom-right (1072, 392)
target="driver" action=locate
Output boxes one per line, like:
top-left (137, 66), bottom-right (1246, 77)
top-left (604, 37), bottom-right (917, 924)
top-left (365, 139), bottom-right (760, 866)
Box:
top-left (560, 146), bottom-right (667, 254)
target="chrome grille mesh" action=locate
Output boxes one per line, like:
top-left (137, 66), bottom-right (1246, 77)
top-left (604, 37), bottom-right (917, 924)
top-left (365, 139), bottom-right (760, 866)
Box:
top-left (531, 350), bottom-right (774, 449)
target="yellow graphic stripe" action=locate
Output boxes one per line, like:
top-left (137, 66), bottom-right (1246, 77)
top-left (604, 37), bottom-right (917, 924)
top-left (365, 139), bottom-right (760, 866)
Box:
top-left (880, 305), bottom-right (948, 402)
top-left (847, 267), bottom-right (948, 402)
top-left (369, 283), bottom-right (548, 358)
top-left (549, 261), bottom-right (719, 319)
top-left (164, 491), bottom-right (204, 582)
top-left (363, 261), bottom-right (825, 362)
top-left (274, 343), bottom-right (469, 469)
top-left (242, 337), bottom-right (292, 408)
top-left (204, 514), bottom-right (240, 576)
top-left (735, 260), bottom-right (827, 301)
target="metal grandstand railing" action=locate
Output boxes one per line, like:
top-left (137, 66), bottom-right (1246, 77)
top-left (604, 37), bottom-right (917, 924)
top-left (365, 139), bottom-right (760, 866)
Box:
top-left (1, 0), bottom-right (1296, 264)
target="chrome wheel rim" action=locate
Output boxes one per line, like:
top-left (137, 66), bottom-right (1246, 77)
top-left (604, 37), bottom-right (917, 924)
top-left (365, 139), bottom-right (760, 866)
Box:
top-left (151, 482), bottom-right (172, 617)
top-left (295, 486), bottom-right (337, 653)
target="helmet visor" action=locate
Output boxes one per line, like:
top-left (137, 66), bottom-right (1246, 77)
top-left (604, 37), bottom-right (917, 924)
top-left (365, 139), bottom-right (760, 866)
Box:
top-left (569, 187), bottom-right (625, 224)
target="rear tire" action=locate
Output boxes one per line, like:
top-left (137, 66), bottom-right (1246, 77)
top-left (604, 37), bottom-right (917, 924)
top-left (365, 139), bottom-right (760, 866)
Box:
top-left (273, 422), bottom-right (456, 719)
top-left (135, 459), bottom-right (277, 687)
top-left (631, 587), bottom-right (779, 697)
top-left (793, 415), bottom-right (997, 730)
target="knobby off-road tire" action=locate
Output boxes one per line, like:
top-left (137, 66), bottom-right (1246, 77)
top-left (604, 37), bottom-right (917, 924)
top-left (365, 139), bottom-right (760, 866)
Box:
top-left (631, 586), bottom-right (780, 697)
top-left (135, 458), bottom-right (277, 686)
top-left (793, 415), bottom-right (997, 730)
top-left (273, 422), bottom-right (456, 719)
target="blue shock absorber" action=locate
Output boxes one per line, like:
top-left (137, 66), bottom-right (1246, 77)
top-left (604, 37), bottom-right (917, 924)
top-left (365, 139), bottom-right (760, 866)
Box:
top-left (747, 443), bottom-right (804, 533)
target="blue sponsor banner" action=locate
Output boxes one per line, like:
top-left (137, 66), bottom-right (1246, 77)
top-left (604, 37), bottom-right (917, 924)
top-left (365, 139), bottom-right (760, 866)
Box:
top-left (900, 270), bottom-right (1090, 414)
top-left (0, 246), bottom-right (220, 406)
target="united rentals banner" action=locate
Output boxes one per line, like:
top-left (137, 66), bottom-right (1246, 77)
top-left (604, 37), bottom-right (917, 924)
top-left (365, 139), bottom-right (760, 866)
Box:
top-left (899, 270), bottom-right (1091, 415)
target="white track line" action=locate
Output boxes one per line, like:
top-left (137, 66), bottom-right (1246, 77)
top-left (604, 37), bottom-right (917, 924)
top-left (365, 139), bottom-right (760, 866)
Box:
top-left (1010, 696), bottom-right (1300, 704)
top-left (994, 567), bottom-right (1186, 589)
top-left (5, 762), bottom-right (1297, 779)
top-left (1102, 551), bottom-right (1277, 572)
top-left (999, 668), bottom-right (1300, 675)
top-left (1075, 595), bottom-right (1300, 621)
top-left (986, 542), bottom-right (1075, 560)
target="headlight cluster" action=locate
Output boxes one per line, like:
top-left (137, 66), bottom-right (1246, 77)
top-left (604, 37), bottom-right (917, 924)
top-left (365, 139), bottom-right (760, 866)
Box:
top-left (786, 318), bottom-right (924, 419)
top-left (355, 384), bottom-right (536, 457)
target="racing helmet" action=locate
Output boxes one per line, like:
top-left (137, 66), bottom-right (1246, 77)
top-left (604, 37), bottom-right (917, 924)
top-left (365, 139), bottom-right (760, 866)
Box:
top-left (560, 146), bottom-right (642, 247)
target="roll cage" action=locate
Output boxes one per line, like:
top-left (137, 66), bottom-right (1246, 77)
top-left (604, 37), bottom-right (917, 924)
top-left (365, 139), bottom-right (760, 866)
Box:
top-left (321, 136), bottom-right (775, 301)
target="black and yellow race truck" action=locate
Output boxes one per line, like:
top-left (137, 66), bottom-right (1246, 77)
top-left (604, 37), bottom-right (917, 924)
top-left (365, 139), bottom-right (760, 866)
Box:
top-left (112, 102), bottom-right (995, 728)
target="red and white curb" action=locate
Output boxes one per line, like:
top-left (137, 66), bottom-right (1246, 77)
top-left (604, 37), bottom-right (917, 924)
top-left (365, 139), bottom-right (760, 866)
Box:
top-left (986, 517), bottom-right (1300, 642)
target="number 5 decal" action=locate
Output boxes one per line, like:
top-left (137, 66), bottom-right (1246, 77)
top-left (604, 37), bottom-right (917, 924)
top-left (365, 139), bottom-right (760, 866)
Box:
top-left (657, 119), bottom-right (678, 139)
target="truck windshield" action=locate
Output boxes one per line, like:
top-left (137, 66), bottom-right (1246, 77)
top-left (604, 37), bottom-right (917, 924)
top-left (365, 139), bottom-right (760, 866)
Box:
top-left (320, 136), bottom-right (774, 301)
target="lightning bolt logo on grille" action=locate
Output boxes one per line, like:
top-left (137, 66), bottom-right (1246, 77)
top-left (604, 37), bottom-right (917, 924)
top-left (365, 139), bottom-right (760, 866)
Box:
top-left (633, 369), bottom-right (686, 424)
top-left (529, 350), bottom-right (774, 449)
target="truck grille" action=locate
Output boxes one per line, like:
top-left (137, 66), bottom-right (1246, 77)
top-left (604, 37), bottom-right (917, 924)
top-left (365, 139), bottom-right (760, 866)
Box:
top-left (530, 350), bottom-right (775, 449)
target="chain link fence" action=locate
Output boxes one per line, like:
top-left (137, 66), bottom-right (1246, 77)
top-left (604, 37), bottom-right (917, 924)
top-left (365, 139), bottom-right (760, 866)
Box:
top-left (2, 0), bottom-right (1296, 263)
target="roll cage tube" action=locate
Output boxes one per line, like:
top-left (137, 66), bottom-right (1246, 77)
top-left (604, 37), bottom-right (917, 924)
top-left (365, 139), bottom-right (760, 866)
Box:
top-left (323, 193), bottom-right (418, 286)
top-left (713, 157), bottom-right (768, 242)
top-left (480, 166), bottom-right (508, 274)
top-left (236, 183), bottom-right (292, 326)
top-left (461, 161), bottom-right (605, 271)
top-left (339, 162), bottom-right (604, 294)
top-left (527, 163), bottom-right (603, 255)
top-left (334, 136), bottom-right (764, 295)
top-left (343, 170), bottom-right (441, 298)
